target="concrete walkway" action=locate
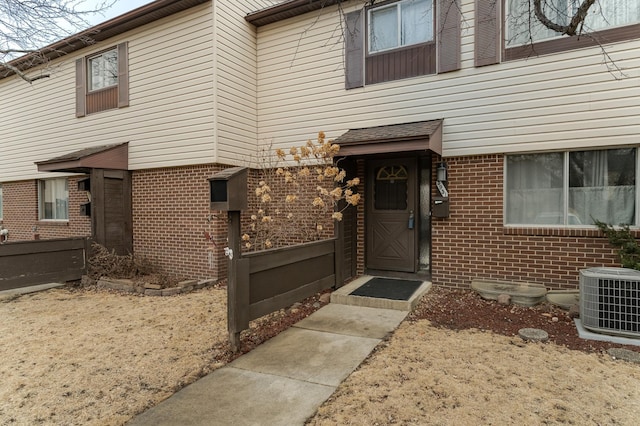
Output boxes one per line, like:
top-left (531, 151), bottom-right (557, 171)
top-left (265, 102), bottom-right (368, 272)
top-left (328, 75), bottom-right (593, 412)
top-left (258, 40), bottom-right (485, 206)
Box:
top-left (127, 303), bottom-right (408, 426)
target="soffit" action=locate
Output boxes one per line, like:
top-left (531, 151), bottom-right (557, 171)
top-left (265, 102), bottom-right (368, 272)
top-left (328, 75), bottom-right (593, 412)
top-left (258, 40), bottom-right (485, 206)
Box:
top-left (333, 120), bottom-right (443, 157)
top-left (36, 143), bottom-right (129, 173)
top-left (1, 0), bottom-right (209, 80)
top-left (246, 0), bottom-right (341, 27)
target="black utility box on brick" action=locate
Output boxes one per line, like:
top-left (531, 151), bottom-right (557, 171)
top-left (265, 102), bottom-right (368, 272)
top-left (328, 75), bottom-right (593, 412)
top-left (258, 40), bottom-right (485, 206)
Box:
top-left (208, 167), bottom-right (248, 211)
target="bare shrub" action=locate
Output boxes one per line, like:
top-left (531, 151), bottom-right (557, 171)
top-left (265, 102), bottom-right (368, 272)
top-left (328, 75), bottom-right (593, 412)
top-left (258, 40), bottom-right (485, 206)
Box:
top-left (87, 243), bottom-right (156, 280)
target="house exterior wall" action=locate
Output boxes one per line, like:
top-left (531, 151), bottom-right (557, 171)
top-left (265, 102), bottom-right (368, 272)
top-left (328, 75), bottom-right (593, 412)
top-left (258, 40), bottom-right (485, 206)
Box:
top-left (252, 0), bottom-right (640, 290)
top-left (1, 3), bottom-right (217, 183)
top-left (0, 178), bottom-right (91, 242)
top-left (431, 155), bottom-right (621, 290)
top-left (132, 164), bottom-right (228, 280)
top-left (1, 1), bottom-right (270, 280)
top-left (215, 1), bottom-right (266, 165)
top-left (254, 0), bottom-right (640, 157)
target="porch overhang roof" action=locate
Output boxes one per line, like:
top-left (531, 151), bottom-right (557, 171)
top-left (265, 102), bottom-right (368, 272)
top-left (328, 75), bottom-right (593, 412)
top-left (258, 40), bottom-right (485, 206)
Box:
top-left (35, 143), bottom-right (128, 173)
top-left (333, 119), bottom-right (443, 157)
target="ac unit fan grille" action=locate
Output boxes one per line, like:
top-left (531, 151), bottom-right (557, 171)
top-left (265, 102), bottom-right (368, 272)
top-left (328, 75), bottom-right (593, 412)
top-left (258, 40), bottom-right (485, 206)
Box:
top-left (595, 279), bottom-right (639, 333)
top-left (580, 268), bottom-right (640, 338)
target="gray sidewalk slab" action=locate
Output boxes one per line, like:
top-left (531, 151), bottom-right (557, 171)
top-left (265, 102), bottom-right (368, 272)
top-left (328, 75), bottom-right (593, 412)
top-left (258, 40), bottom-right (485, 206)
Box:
top-left (128, 368), bottom-right (335, 426)
top-left (294, 303), bottom-right (408, 339)
top-left (127, 304), bottom-right (407, 426)
top-left (230, 327), bottom-right (380, 387)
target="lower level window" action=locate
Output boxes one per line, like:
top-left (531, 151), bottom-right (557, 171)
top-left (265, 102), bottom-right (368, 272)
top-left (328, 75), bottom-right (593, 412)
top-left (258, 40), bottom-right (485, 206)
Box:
top-left (39, 178), bottom-right (69, 220)
top-left (506, 148), bottom-right (637, 226)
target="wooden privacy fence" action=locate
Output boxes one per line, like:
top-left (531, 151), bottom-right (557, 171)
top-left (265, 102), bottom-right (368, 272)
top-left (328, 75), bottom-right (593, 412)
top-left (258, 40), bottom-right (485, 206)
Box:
top-left (0, 237), bottom-right (90, 291)
top-left (228, 238), bottom-right (343, 351)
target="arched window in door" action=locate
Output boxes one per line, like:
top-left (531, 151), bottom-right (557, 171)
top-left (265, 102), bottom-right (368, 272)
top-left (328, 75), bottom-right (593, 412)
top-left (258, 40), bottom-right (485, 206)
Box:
top-left (374, 165), bottom-right (408, 210)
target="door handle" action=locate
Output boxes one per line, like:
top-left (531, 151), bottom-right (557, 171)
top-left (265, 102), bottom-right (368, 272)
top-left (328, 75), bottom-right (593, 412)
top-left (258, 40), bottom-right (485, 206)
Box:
top-left (408, 210), bottom-right (415, 230)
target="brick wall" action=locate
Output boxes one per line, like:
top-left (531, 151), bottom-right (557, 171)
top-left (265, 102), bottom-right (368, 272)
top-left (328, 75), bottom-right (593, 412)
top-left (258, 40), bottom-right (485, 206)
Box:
top-left (431, 154), bottom-right (620, 290)
top-left (242, 166), bottom-right (338, 251)
top-left (132, 164), bottom-right (228, 280)
top-left (0, 177), bottom-right (91, 241)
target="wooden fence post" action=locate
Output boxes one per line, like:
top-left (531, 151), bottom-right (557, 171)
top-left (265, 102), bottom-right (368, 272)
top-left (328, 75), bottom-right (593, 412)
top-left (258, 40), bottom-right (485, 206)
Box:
top-left (227, 211), bottom-right (249, 352)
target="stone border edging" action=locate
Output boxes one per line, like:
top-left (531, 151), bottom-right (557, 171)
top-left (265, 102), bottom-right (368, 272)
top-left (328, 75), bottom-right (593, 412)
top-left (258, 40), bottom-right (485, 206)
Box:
top-left (94, 276), bottom-right (218, 296)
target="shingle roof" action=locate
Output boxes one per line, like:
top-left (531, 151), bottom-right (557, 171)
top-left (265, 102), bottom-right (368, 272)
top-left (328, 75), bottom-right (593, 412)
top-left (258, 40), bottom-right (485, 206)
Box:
top-left (333, 119), bottom-right (444, 156)
top-left (333, 120), bottom-right (443, 144)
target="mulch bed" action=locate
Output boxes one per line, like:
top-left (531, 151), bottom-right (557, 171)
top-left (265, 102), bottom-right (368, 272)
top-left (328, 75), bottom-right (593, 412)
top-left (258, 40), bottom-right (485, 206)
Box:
top-left (409, 286), bottom-right (640, 354)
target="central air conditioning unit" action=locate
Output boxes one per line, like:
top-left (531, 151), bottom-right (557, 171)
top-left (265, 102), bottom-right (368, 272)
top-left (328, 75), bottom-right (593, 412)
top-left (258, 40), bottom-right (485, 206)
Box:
top-left (580, 267), bottom-right (640, 338)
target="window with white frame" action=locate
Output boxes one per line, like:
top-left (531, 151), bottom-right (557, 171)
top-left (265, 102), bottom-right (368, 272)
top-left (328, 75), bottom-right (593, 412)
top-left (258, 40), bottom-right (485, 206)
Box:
top-left (88, 48), bottom-right (118, 91)
top-left (506, 0), bottom-right (640, 47)
top-left (506, 148), bottom-right (637, 226)
top-left (368, 0), bottom-right (434, 53)
top-left (39, 178), bottom-right (69, 220)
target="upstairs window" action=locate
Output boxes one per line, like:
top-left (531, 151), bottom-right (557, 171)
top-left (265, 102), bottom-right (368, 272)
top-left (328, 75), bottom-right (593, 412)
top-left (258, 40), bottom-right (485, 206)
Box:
top-left (39, 178), bottom-right (69, 221)
top-left (476, 0), bottom-right (640, 66)
top-left (368, 0), bottom-right (434, 53)
top-left (345, 0), bottom-right (460, 89)
top-left (505, 0), bottom-right (640, 49)
top-left (88, 48), bottom-right (118, 91)
top-left (76, 42), bottom-right (129, 117)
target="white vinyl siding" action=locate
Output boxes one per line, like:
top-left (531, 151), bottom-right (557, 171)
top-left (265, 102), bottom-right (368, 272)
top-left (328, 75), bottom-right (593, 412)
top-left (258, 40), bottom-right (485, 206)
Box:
top-left (214, 1), bottom-right (263, 165)
top-left (255, 0), bottom-right (640, 158)
top-left (0, 3), bottom-right (216, 181)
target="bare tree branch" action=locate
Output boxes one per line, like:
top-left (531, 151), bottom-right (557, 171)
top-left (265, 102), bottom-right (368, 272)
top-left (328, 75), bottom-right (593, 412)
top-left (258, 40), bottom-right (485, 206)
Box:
top-left (533, 0), bottom-right (596, 36)
top-left (0, 0), bottom-right (115, 83)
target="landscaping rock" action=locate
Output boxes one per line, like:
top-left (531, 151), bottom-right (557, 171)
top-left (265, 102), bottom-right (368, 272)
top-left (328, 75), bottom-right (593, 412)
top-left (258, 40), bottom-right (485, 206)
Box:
top-left (608, 348), bottom-right (640, 364)
top-left (98, 278), bottom-right (135, 293)
top-left (96, 277), bottom-right (214, 297)
top-left (497, 294), bottom-right (511, 305)
top-left (162, 287), bottom-right (182, 296)
top-left (144, 283), bottom-right (163, 290)
top-left (568, 304), bottom-right (580, 318)
top-left (319, 293), bottom-right (331, 304)
top-left (518, 328), bottom-right (549, 342)
top-left (81, 275), bottom-right (95, 286)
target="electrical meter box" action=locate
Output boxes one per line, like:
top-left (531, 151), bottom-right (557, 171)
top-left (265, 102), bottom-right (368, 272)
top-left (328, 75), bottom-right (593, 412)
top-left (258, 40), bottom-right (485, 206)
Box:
top-left (432, 196), bottom-right (449, 218)
top-left (208, 167), bottom-right (248, 211)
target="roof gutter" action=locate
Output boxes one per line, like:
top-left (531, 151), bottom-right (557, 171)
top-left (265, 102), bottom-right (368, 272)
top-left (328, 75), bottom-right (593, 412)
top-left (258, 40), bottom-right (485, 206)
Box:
top-left (245, 0), bottom-right (342, 27)
top-left (1, 0), bottom-right (209, 80)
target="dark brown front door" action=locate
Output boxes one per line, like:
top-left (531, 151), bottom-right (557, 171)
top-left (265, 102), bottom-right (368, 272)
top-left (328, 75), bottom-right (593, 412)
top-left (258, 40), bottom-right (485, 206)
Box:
top-left (91, 169), bottom-right (133, 255)
top-left (366, 158), bottom-right (417, 272)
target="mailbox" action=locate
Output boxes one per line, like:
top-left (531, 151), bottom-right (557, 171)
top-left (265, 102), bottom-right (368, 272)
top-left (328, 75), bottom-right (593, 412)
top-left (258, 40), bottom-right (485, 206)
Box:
top-left (432, 196), bottom-right (449, 218)
top-left (208, 166), bottom-right (248, 211)
top-left (80, 202), bottom-right (91, 217)
top-left (78, 178), bottom-right (90, 192)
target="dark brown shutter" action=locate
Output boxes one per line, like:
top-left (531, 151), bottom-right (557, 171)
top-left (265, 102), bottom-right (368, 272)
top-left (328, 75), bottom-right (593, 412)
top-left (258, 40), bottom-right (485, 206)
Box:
top-left (75, 58), bottom-right (86, 118)
top-left (438, 0), bottom-right (461, 73)
top-left (117, 42), bottom-right (129, 108)
top-left (475, 0), bottom-right (500, 67)
top-left (345, 10), bottom-right (364, 89)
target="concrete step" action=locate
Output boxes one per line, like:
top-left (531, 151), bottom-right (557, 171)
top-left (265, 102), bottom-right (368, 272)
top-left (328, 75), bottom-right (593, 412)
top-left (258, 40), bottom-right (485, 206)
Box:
top-left (331, 275), bottom-right (432, 311)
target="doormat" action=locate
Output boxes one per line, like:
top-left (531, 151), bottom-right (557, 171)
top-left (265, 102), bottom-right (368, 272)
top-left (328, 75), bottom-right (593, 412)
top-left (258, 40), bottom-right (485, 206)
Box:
top-left (350, 277), bottom-right (423, 301)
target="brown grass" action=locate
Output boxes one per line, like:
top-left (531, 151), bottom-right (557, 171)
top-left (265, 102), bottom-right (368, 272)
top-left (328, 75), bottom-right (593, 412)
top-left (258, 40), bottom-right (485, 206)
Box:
top-left (2, 285), bottom-right (639, 425)
top-left (0, 286), bottom-right (228, 425)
